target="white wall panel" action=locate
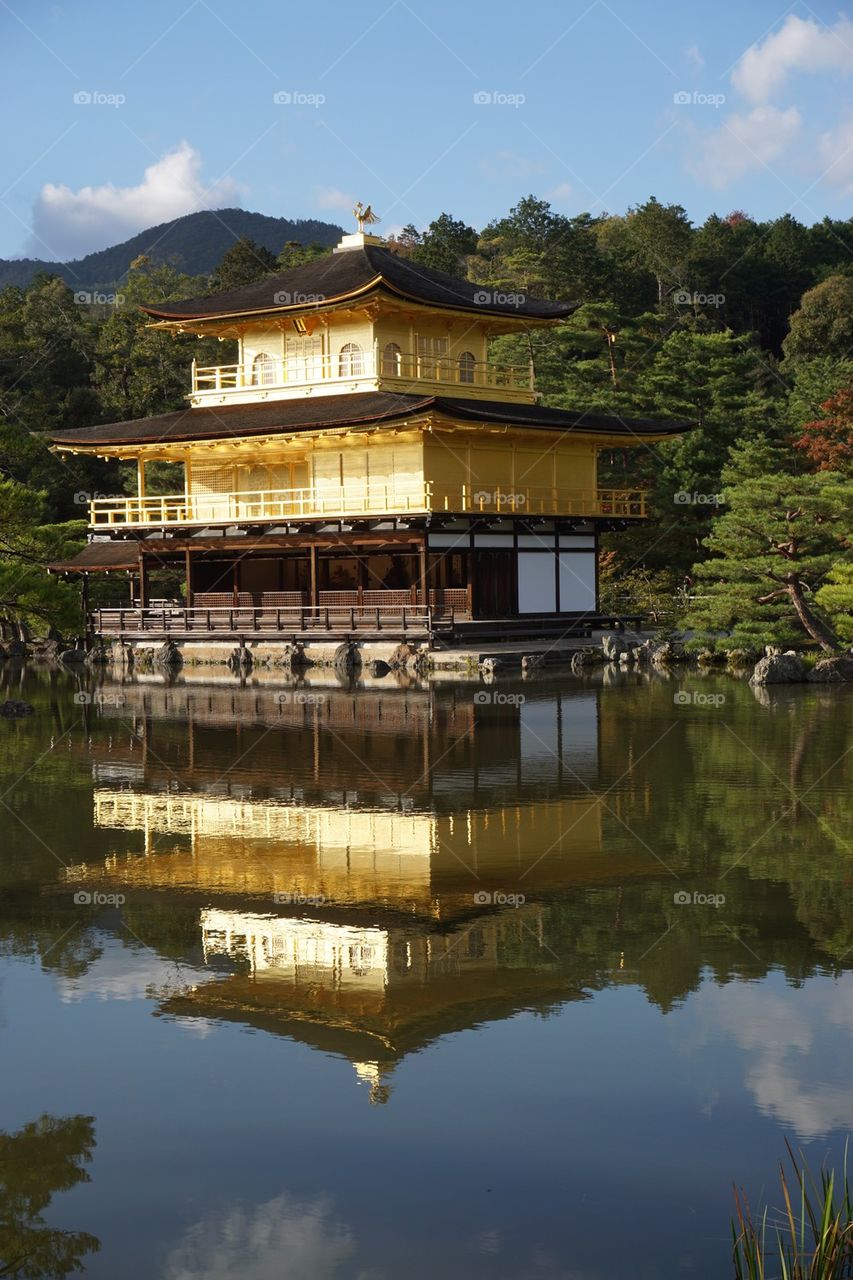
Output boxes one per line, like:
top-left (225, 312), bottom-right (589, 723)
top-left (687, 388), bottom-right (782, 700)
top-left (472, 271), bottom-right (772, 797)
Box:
top-left (558, 553), bottom-right (596, 611)
top-left (518, 551), bottom-right (556, 613)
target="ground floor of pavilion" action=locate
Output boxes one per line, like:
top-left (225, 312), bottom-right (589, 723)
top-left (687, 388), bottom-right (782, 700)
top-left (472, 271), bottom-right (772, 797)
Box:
top-left (52, 518), bottom-right (642, 642)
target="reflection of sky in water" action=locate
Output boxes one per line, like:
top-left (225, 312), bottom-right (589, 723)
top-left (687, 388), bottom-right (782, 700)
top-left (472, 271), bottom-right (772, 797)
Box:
top-left (680, 971), bottom-right (853, 1139)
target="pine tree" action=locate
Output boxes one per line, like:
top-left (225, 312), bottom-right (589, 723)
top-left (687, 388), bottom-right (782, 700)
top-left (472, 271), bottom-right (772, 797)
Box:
top-left (687, 438), bottom-right (850, 650)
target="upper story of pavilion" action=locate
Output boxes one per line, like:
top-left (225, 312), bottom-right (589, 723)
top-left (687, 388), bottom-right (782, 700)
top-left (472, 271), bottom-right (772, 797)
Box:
top-left (141, 227), bottom-right (574, 407)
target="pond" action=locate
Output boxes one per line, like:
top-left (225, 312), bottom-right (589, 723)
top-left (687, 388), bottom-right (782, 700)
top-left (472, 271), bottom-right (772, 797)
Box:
top-left (0, 663), bottom-right (850, 1279)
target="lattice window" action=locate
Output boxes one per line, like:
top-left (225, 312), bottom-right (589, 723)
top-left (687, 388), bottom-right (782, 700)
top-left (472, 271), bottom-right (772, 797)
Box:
top-left (338, 342), bottom-right (364, 377)
top-left (252, 352), bottom-right (277, 385)
top-left (381, 341), bottom-right (402, 376)
top-left (458, 350), bottom-right (476, 384)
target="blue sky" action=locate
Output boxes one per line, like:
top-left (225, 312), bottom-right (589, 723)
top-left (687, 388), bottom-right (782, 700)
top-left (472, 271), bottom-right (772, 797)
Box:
top-left (1, 0), bottom-right (852, 260)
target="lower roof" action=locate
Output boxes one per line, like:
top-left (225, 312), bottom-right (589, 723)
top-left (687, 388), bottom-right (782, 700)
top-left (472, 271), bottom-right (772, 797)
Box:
top-left (47, 540), bottom-right (142, 573)
top-left (47, 392), bottom-right (692, 449)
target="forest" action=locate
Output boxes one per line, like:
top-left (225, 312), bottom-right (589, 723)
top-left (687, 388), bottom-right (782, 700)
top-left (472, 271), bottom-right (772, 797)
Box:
top-left (0, 195), bottom-right (850, 650)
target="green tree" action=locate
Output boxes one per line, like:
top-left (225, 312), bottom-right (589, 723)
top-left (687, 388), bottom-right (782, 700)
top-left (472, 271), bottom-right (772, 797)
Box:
top-left (208, 236), bottom-right (277, 291)
top-left (407, 213), bottom-right (478, 275)
top-left (0, 1113), bottom-right (100, 1278)
top-left (687, 438), bottom-right (850, 650)
top-left (815, 561), bottom-right (853, 642)
top-left (783, 274), bottom-right (853, 363)
top-left (625, 197), bottom-right (692, 307)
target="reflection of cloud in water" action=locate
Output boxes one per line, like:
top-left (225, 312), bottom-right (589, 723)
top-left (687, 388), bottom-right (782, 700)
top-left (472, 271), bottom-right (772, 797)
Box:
top-left (164, 1192), bottom-right (369, 1280)
top-left (688, 976), bottom-right (853, 1138)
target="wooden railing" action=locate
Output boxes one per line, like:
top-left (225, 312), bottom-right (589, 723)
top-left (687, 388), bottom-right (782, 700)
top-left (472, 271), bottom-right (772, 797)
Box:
top-left (191, 349), bottom-right (532, 396)
top-left (92, 604), bottom-right (437, 637)
top-left (89, 484), bottom-right (648, 528)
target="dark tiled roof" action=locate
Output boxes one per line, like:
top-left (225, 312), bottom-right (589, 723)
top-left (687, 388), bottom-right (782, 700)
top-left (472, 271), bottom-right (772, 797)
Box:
top-left (141, 244), bottom-right (576, 322)
top-left (47, 393), bottom-right (692, 449)
top-left (47, 540), bottom-right (144, 572)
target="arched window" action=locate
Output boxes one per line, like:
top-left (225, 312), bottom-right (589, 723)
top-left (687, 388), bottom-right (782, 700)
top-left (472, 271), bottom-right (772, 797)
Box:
top-left (252, 352), bottom-right (276, 386)
top-left (338, 342), bottom-right (364, 377)
top-left (381, 341), bottom-right (402, 376)
top-left (458, 350), bottom-right (476, 384)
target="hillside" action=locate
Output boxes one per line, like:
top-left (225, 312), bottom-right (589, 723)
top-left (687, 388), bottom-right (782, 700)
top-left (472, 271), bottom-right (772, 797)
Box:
top-left (0, 208), bottom-right (344, 291)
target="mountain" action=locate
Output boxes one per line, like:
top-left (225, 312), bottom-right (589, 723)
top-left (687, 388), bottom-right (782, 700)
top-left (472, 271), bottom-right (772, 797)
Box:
top-left (0, 208), bottom-right (344, 291)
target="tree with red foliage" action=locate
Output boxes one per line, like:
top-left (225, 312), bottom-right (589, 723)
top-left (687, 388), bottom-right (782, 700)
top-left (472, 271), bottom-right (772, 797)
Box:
top-left (796, 385), bottom-right (853, 473)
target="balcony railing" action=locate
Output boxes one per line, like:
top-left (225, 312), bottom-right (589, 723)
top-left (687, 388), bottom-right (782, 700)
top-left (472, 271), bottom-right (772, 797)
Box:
top-left (90, 484), bottom-right (648, 528)
top-left (191, 349), bottom-right (532, 397)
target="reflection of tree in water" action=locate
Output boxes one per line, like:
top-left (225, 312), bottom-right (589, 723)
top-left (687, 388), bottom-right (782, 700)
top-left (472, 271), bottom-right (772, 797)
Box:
top-left (0, 1114), bottom-right (99, 1278)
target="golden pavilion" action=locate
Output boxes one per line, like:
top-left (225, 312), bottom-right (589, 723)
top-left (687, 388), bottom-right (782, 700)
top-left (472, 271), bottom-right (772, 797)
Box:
top-left (48, 211), bottom-right (689, 645)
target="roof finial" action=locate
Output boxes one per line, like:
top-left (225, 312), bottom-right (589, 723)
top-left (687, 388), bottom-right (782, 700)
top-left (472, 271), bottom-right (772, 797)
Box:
top-left (353, 201), bottom-right (380, 234)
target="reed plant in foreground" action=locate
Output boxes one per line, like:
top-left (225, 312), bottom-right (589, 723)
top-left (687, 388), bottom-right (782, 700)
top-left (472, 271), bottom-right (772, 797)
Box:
top-left (732, 1141), bottom-right (853, 1279)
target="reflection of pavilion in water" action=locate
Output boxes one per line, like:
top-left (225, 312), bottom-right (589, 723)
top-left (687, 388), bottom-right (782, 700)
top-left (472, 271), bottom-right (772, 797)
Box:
top-left (70, 680), bottom-right (648, 1099)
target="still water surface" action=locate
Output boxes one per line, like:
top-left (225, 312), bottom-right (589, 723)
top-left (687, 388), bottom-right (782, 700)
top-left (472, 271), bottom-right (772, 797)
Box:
top-left (0, 663), bottom-right (851, 1279)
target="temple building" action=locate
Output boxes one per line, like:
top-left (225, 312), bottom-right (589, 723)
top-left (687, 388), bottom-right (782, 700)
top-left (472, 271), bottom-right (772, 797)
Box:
top-left (48, 211), bottom-right (690, 645)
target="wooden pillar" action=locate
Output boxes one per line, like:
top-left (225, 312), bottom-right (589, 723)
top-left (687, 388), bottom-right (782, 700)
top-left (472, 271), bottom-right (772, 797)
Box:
top-left (418, 539), bottom-right (428, 607)
top-left (184, 548), bottom-right (193, 608)
top-left (231, 559), bottom-right (239, 605)
top-left (137, 457), bottom-right (146, 498)
top-left (138, 551), bottom-right (147, 608)
top-left (309, 544), bottom-right (318, 608)
top-left (80, 573), bottom-right (89, 636)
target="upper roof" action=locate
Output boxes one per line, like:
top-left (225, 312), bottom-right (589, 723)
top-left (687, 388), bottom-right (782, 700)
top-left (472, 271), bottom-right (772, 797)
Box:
top-left (47, 391), bottom-right (692, 449)
top-left (141, 243), bottom-right (577, 323)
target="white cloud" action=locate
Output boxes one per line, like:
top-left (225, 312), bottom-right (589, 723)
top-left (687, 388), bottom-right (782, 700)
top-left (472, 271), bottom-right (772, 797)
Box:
top-left (314, 185), bottom-right (355, 213)
top-left (547, 181), bottom-right (573, 205)
top-left (688, 104), bottom-right (802, 188)
top-left (164, 1192), bottom-right (357, 1280)
top-left (817, 117), bottom-right (853, 190)
top-left (732, 14), bottom-right (853, 104)
top-left (31, 141), bottom-right (239, 260)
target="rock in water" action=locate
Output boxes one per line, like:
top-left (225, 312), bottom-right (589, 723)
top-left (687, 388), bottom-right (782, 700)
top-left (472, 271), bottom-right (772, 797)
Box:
top-left (601, 633), bottom-right (627, 661)
top-left (1, 700), bottom-right (34, 718)
top-left (749, 653), bottom-right (807, 685)
top-left (807, 654), bottom-right (853, 683)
